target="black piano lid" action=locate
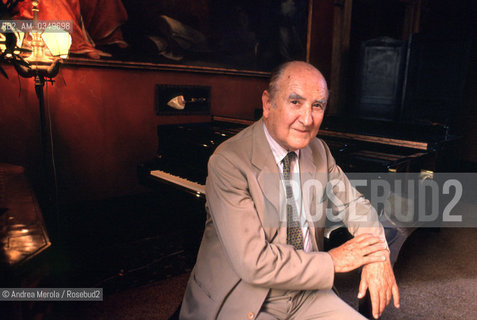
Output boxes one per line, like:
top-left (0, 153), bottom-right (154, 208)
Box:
top-left (319, 116), bottom-right (458, 151)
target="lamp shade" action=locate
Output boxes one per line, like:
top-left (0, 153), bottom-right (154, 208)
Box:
top-left (41, 26), bottom-right (72, 58)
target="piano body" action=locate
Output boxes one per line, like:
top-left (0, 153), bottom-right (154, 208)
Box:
top-left (139, 115), bottom-right (458, 198)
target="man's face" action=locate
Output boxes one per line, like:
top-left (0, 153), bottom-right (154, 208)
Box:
top-left (262, 63), bottom-right (328, 151)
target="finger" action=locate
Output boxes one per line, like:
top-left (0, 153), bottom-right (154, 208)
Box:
top-left (351, 234), bottom-right (381, 247)
top-left (385, 286), bottom-right (392, 306)
top-left (379, 287), bottom-right (386, 317)
top-left (355, 233), bottom-right (382, 244)
top-left (363, 253), bottom-right (386, 265)
top-left (370, 288), bottom-right (380, 319)
top-left (357, 236), bottom-right (385, 249)
top-left (353, 233), bottom-right (373, 241)
top-left (358, 278), bottom-right (368, 299)
top-left (363, 243), bottom-right (388, 256)
top-left (392, 283), bottom-right (400, 308)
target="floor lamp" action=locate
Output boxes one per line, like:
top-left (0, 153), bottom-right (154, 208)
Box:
top-left (0, 0), bottom-right (72, 238)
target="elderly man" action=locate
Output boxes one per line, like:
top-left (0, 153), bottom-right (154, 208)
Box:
top-left (180, 61), bottom-right (399, 320)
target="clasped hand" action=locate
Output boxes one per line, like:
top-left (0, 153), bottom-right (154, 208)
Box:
top-left (328, 233), bottom-right (400, 319)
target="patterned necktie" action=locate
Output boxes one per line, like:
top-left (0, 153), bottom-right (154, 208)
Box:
top-left (282, 152), bottom-right (304, 250)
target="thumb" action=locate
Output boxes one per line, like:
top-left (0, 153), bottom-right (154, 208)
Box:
top-left (358, 278), bottom-right (368, 299)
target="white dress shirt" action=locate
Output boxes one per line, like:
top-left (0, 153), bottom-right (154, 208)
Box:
top-left (263, 123), bottom-right (313, 252)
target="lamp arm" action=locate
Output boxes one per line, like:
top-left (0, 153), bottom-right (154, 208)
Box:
top-left (13, 59), bottom-right (34, 78)
top-left (12, 57), bottom-right (62, 79)
top-left (45, 58), bottom-right (61, 78)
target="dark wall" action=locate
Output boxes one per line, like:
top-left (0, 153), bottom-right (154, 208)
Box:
top-left (460, 41), bottom-right (477, 163)
top-left (2, 0), bottom-right (474, 208)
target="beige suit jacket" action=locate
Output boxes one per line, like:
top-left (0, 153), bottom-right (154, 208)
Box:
top-left (180, 119), bottom-right (385, 320)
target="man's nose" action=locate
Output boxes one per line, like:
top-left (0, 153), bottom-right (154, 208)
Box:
top-left (299, 104), bottom-right (313, 126)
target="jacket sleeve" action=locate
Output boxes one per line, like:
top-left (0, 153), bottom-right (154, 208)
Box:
top-left (205, 152), bottom-right (335, 291)
top-left (321, 141), bottom-right (387, 244)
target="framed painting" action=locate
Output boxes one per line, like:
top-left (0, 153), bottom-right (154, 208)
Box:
top-left (65, 0), bottom-right (312, 75)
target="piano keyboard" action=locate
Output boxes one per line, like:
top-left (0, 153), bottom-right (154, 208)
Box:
top-left (150, 170), bottom-right (206, 197)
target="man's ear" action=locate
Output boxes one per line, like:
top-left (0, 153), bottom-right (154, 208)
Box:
top-left (262, 90), bottom-right (271, 118)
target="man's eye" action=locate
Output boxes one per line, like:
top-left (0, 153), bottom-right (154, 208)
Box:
top-left (313, 104), bottom-right (324, 110)
top-left (290, 100), bottom-right (299, 105)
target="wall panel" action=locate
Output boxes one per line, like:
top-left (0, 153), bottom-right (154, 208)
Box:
top-left (0, 64), bottom-right (268, 203)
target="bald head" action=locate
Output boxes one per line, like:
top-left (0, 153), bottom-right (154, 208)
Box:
top-left (267, 61), bottom-right (328, 102)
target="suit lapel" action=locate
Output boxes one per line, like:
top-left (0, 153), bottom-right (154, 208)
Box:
top-left (251, 120), bottom-right (282, 241)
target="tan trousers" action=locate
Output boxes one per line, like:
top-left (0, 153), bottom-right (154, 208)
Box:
top-left (257, 289), bottom-right (367, 320)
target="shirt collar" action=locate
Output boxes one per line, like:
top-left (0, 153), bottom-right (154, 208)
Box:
top-left (263, 122), bottom-right (300, 166)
